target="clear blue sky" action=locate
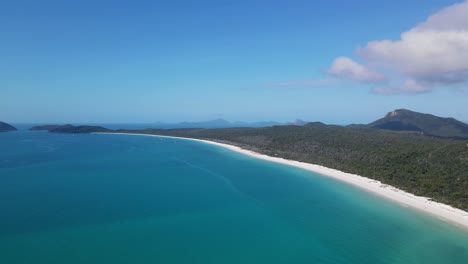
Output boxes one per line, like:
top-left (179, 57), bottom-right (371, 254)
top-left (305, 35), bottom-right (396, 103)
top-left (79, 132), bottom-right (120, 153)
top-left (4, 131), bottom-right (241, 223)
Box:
top-left (1, 0), bottom-right (467, 124)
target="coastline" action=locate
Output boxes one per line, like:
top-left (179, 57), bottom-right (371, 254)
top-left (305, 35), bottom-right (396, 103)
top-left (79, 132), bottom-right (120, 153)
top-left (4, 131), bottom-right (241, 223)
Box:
top-left (96, 132), bottom-right (468, 230)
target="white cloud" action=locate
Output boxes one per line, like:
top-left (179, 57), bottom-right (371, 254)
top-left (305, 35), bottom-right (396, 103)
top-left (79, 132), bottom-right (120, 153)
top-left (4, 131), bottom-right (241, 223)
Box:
top-left (418, 1), bottom-right (468, 30)
top-left (326, 57), bottom-right (387, 84)
top-left (328, 0), bottom-right (468, 94)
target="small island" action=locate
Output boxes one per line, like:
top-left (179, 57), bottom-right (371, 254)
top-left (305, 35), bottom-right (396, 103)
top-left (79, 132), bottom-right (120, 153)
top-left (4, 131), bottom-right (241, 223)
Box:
top-left (29, 125), bottom-right (63, 131)
top-left (30, 124), bottom-right (111, 133)
top-left (0, 121), bottom-right (17, 132)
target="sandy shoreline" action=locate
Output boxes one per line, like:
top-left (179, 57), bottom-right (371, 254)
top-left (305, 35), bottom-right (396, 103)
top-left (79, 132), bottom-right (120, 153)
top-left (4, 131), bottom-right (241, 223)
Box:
top-left (97, 132), bottom-right (468, 230)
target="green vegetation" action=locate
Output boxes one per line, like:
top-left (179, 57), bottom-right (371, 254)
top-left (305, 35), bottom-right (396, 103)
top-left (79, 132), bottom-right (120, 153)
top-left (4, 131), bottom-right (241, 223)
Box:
top-left (115, 124), bottom-right (468, 211)
top-left (52, 125), bottom-right (111, 133)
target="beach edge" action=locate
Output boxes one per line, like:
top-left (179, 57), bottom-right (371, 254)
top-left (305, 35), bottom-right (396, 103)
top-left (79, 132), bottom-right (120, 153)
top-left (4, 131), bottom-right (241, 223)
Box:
top-left (95, 132), bottom-right (468, 230)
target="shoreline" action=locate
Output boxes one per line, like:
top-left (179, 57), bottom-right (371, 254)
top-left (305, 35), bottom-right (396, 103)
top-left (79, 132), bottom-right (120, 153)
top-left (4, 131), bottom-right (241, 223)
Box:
top-left (96, 132), bottom-right (468, 230)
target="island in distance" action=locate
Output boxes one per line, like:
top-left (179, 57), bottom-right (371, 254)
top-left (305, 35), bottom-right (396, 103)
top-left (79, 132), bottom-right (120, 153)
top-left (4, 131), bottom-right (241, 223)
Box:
top-left (30, 124), bottom-right (112, 133)
top-left (0, 121), bottom-right (17, 132)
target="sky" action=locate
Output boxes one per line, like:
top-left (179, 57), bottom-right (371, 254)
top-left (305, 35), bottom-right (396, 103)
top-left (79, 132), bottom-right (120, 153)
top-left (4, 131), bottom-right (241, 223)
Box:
top-left (1, 0), bottom-right (467, 124)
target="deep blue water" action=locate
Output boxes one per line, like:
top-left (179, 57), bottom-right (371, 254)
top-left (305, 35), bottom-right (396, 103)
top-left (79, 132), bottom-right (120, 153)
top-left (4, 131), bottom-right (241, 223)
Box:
top-left (1, 131), bottom-right (468, 263)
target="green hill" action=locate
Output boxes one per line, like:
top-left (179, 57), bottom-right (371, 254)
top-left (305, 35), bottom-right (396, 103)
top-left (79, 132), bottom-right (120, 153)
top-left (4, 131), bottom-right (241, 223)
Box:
top-left (368, 109), bottom-right (468, 140)
top-left (41, 124), bottom-right (112, 133)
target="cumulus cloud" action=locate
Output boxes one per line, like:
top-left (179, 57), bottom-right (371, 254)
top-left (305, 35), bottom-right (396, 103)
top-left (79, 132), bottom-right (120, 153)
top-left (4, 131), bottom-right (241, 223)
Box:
top-left (326, 57), bottom-right (387, 84)
top-left (328, 0), bottom-right (468, 94)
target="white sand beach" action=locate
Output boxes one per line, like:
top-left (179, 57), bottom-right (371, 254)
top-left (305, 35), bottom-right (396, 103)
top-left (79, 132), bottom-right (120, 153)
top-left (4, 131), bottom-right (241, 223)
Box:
top-left (99, 132), bottom-right (468, 230)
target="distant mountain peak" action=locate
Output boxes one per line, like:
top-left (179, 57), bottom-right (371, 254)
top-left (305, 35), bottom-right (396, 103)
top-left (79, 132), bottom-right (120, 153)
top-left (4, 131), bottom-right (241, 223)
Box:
top-left (387, 110), bottom-right (399, 117)
top-left (369, 109), bottom-right (468, 140)
top-left (292, 119), bottom-right (307, 126)
top-left (385, 109), bottom-right (415, 117)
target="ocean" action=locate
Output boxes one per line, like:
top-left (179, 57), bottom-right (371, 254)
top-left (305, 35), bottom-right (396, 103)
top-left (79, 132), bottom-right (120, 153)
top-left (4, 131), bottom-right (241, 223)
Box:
top-left (1, 131), bottom-right (467, 263)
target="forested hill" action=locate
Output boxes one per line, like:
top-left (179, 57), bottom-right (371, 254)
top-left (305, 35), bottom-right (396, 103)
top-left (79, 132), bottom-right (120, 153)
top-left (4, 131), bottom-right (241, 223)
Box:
top-left (367, 109), bottom-right (468, 140)
top-left (115, 125), bottom-right (468, 211)
top-left (30, 124), bottom-right (111, 133)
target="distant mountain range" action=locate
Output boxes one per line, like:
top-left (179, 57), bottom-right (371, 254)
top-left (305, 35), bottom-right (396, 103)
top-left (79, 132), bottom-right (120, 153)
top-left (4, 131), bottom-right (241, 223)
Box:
top-left (0, 121), bottom-right (17, 132)
top-left (366, 109), bottom-right (468, 140)
top-left (150, 118), bottom-right (308, 129)
top-left (24, 109), bottom-right (468, 140)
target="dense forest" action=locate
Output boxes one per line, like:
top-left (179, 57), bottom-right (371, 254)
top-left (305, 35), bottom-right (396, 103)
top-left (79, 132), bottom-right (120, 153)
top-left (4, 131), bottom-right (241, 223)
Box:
top-left (115, 124), bottom-right (468, 211)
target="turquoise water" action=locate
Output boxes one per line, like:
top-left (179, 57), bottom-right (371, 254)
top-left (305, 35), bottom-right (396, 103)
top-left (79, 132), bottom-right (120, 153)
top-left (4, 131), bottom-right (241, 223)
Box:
top-left (1, 131), bottom-right (468, 263)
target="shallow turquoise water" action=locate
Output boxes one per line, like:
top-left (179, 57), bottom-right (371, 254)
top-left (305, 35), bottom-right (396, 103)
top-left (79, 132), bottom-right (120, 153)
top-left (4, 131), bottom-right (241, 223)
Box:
top-left (1, 131), bottom-right (467, 263)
